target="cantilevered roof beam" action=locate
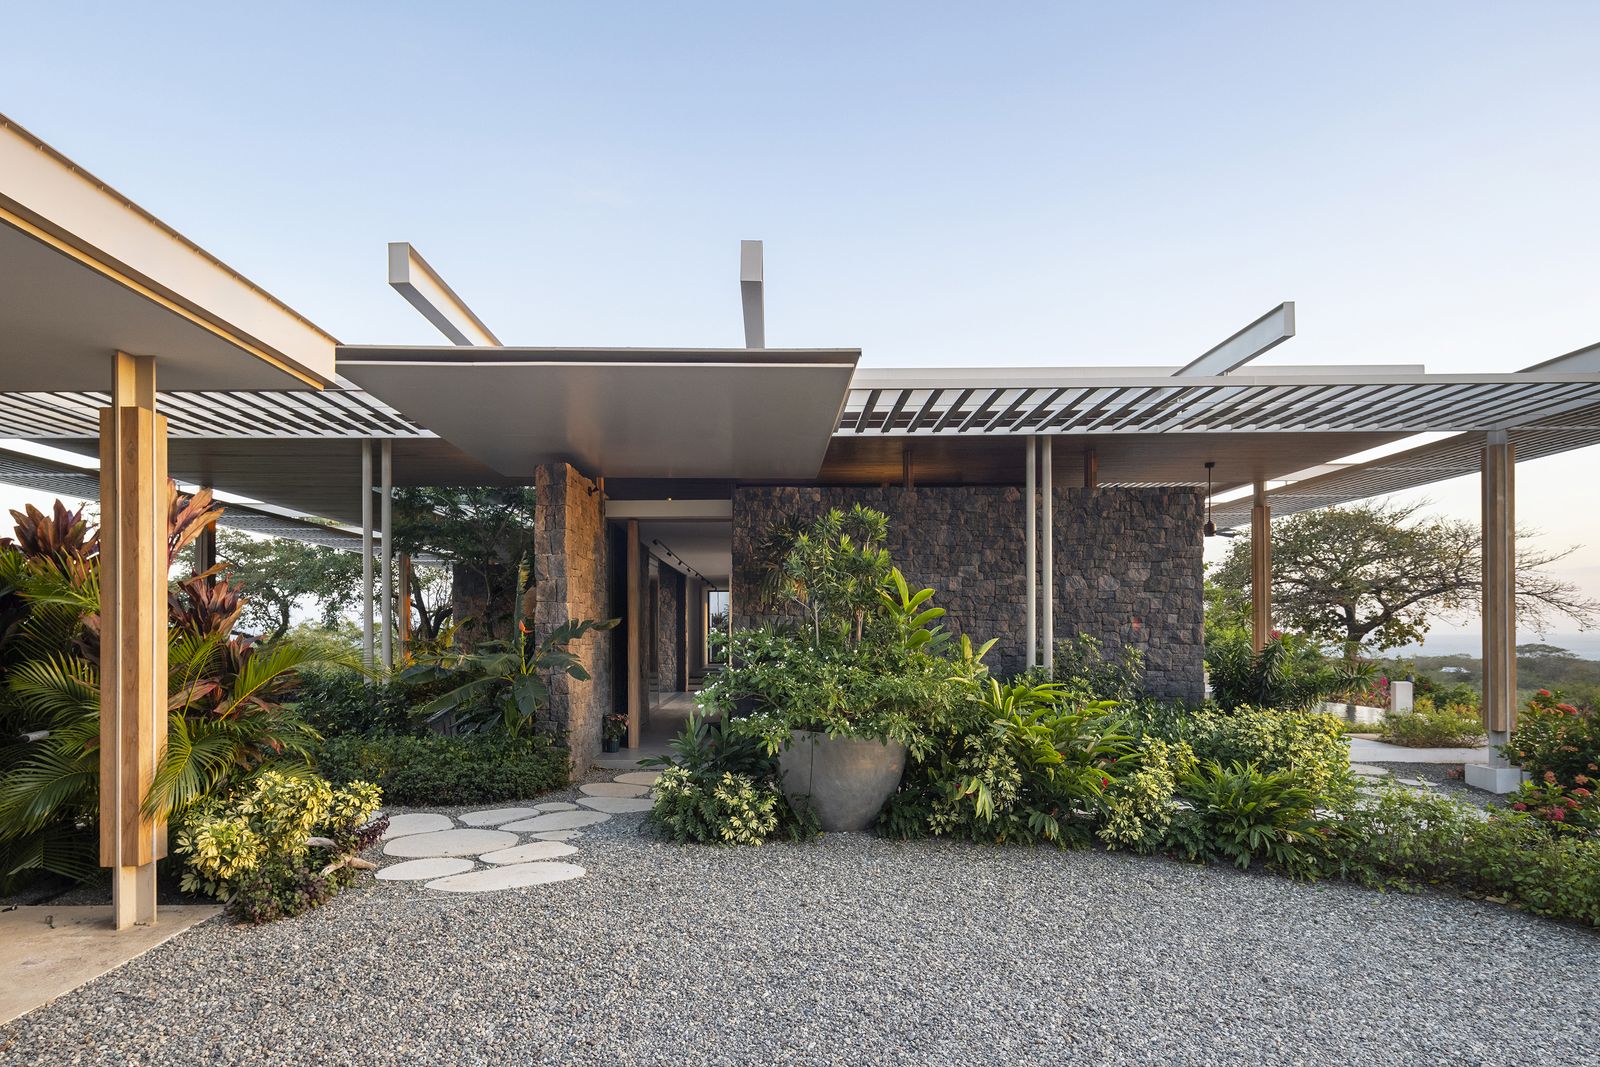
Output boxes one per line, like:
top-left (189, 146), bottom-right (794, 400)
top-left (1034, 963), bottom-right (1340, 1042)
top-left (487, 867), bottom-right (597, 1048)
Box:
top-left (387, 242), bottom-right (501, 347)
top-left (1174, 302), bottom-right (1296, 377)
top-left (741, 240), bottom-right (765, 348)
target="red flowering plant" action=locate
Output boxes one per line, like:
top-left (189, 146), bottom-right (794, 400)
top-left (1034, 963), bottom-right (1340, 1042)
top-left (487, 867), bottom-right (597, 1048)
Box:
top-left (1502, 688), bottom-right (1600, 788)
top-left (1506, 770), bottom-right (1600, 837)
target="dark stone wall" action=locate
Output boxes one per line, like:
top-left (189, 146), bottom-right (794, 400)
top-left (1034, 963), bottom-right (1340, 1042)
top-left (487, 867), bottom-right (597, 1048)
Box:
top-left (655, 566), bottom-right (685, 694)
top-left (731, 485), bottom-right (1204, 700)
top-left (533, 463), bottom-right (613, 773)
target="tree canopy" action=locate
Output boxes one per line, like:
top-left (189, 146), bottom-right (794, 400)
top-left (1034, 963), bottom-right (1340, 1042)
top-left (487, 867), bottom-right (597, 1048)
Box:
top-left (1210, 500), bottom-right (1599, 654)
top-left (216, 530), bottom-right (362, 641)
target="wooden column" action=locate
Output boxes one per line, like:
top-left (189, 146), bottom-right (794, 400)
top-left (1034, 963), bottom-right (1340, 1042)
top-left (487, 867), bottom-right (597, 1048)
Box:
top-left (99, 351), bottom-right (167, 930)
top-left (625, 519), bottom-right (643, 748)
top-left (1083, 448), bottom-right (1098, 491)
top-left (1251, 479), bottom-right (1272, 651)
top-left (1481, 432), bottom-right (1517, 745)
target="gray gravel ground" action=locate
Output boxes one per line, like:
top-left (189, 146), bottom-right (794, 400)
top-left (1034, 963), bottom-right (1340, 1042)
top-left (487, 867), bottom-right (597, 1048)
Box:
top-left (2, 787), bottom-right (1595, 1067)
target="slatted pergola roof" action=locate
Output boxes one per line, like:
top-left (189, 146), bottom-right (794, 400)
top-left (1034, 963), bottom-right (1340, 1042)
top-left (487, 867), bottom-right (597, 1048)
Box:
top-left (838, 369), bottom-right (1600, 437)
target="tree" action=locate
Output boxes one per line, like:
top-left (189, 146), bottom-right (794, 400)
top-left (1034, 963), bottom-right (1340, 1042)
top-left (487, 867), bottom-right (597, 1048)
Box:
top-left (392, 488), bottom-right (537, 645)
top-left (1211, 500), bottom-right (1600, 654)
top-left (216, 530), bottom-right (362, 641)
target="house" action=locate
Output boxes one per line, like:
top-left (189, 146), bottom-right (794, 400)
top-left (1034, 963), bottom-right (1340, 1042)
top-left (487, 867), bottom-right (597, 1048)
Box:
top-left (2, 112), bottom-right (1591, 923)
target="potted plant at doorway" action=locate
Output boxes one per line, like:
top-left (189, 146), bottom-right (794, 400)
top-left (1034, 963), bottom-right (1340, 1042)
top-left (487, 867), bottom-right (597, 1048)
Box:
top-left (603, 712), bottom-right (628, 753)
top-left (701, 506), bottom-right (966, 831)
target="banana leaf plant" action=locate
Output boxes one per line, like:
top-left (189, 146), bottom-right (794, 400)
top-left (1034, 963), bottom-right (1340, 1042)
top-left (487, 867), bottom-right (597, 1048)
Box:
top-left (404, 561), bottom-right (617, 736)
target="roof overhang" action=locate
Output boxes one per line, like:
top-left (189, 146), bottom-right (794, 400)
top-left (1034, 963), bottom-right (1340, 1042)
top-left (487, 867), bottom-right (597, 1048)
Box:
top-left (0, 114), bottom-right (336, 390)
top-left (338, 347), bottom-right (860, 480)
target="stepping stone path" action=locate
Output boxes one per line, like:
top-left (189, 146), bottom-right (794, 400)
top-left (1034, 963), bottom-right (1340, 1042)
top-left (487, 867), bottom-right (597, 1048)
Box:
top-left (380, 813), bottom-right (454, 840)
top-left (580, 782), bottom-right (650, 798)
top-left (369, 767), bottom-right (657, 895)
top-left (577, 796), bottom-right (654, 814)
top-left (383, 828), bottom-right (516, 858)
top-left (458, 807), bottom-right (540, 826)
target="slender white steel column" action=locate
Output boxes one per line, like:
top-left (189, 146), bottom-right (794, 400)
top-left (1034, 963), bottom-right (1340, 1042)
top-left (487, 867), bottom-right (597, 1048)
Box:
top-left (380, 439), bottom-right (393, 670)
top-left (1025, 437), bottom-right (1037, 669)
top-left (361, 441), bottom-right (374, 671)
top-left (1041, 436), bottom-right (1054, 673)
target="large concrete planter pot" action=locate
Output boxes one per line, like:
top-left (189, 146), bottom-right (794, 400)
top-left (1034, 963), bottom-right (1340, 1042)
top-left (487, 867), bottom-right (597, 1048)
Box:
top-left (778, 730), bottom-right (907, 832)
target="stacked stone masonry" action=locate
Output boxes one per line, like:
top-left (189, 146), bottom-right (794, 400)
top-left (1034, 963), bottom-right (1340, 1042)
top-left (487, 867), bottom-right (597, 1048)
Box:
top-left (731, 485), bottom-right (1204, 701)
top-left (533, 463), bottom-right (614, 773)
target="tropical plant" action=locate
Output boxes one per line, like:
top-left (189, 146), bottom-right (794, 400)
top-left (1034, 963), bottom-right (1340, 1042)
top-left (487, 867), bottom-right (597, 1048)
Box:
top-left (1502, 688), bottom-right (1600, 787)
top-left (1378, 697), bottom-right (1484, 748)
top-left (1052, 632), bottom-right (1145, 703)
top-left (1167, 760), bottom-right (1328, 876)
top-left (0, 491), bottom-right (349, 890)
top-left (768, 505), bottom-right (891, 645)
top-left (1205, 628), bottom-right (1373, 713)
top-left (403, 556), bottom-right (616, 736)
top-left (885, 678), bottom-right (1133, 847)
top-left (317, 732), bottom-right (568, 806)
top-left (175, 770), bottom-right (385, 923)
top-left (643, 712), bottom-right (816, 844)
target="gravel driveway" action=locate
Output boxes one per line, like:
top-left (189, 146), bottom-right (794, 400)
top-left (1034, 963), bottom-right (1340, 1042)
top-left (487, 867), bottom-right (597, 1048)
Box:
top-left (1, 800), bottom-right (1594, 1067)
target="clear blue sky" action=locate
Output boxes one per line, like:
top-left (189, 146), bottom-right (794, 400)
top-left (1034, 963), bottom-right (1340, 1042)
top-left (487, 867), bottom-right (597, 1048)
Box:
top-left (4, 2), bottom-right (1599, 641)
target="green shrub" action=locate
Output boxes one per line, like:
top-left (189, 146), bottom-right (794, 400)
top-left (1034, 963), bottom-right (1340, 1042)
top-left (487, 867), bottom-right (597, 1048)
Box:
top-left (1205, 629), bottom-right (1370, 712)
top-left (1052, 633), bottom-right (1145, 703)
top-left (1327, 783), bottom-right (1600, 927)
top-left (1128, 702), bottom-right (1352, 796)
top-left (1378, 696), bottom-right (1485, 748)
top-left (289, 670), bottom-right (422, 737)
top-left (644, 714), bottom-right (815, 845)
top-left (652, 769), bottom-right (784, 845)
top-left (175, 771), bottom-right (385, 923)
top-left (1168, 761), bottom-right (1328, 876)
top-left (1503, 689), bottom-right (1600, 786)
top-left (1097, 735), bottom-right (1196, 851)
top-left (887, 680), bottom-right (1133, 847)
top-left (317, 733), bottom-right (568, 806)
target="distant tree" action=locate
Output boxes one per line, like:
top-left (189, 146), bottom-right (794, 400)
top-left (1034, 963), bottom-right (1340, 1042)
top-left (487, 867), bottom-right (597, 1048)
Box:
top-left (1515, 643), bottom-right (1579, 661)
top-left (1210, 500), bottom-right (1600, 655)
top-left (391, 488), bottom-right (537, 644)
top-left (216, 529), bottom-right (362, 641)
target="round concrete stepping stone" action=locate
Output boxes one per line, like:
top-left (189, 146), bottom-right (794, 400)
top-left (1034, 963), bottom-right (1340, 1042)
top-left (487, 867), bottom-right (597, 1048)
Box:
top-left (529, 830), bottom-right (584, 841)
top-left (380, 813), bottom-right (454, 840)
top-left (458, 807), bottom-right (540, 827)
top-left (383, 828), bottom-right (517, 858)
top-left (501, 810), bottom-right (611, 832)
top-left (580, 782), bottom-right (650, 798)
top-left (577, 796), bottom-right (654, 814)
top-left (376, 857), bottom-right (475, 881)
top-left (479, 841), bottom-right (580, 864)
top-left (426, 861), bottom-right (586, 893)
top-left (535, 802), bottom-right (579, 812)
top-left (614, 771), bottom-right (661, 786)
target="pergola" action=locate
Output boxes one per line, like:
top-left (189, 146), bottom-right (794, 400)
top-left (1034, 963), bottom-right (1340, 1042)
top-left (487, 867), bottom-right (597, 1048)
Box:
top-left (4, 115), bottom-right (1597, 928)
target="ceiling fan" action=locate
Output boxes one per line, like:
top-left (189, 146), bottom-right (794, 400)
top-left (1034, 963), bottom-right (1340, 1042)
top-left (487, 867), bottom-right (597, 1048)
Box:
top-left (1203, 461), bottom-right (1239, 538)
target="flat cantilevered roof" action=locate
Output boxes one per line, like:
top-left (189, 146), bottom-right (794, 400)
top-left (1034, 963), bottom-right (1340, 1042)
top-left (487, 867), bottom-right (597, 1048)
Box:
top-left (0, 114), bottom-right (336, 390)
top-left (338, 346), bottom-right (861, 481)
